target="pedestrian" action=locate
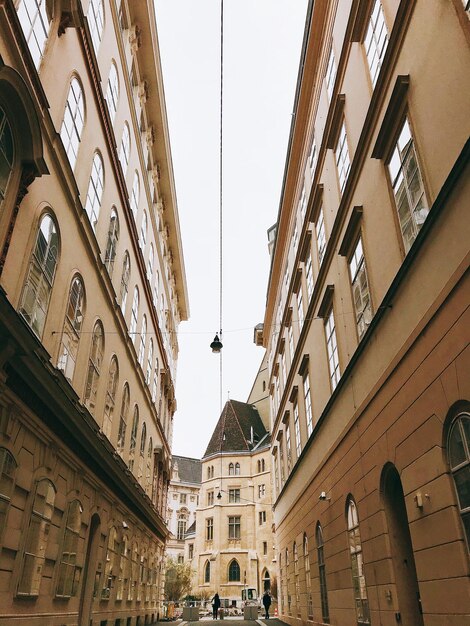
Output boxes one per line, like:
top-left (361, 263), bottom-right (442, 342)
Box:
top-left (262, 591), bottom-right (272, 619)
top-left (212, 592), bottom-right (221, 620)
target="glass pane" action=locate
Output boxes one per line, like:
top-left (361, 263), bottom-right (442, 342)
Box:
top-left (449, 422), bottom-right (466, 468)
top-left (454, 466), bottom-right (470, 510)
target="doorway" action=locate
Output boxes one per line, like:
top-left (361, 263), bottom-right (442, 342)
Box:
top-left (382, 464), bottom-right (424, 626)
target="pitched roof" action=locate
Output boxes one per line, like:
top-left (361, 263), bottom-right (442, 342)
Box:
top-left (172, 455), bottom-right (202, 484)
top-left (203, 400), bottom-right (268, 457)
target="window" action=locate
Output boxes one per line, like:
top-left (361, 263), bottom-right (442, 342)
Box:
top-left (206, 518), bottom-right (213, 541)
top-left (447, 412), bottom-right (470, 547)
top-left (139, 422), bottom-right (147, 457)
top-left (17, 0), bottom-right (49, 68)
top-left (316, 523), bottom-right (330, 623)
top-left (305, 252), bottom-right (314, 300)
top-left (177, 518), bottom-right (186, 541)
top-left (281, 351), bottom-right (287, 385)
top-left (56, 500), bottom-right (82, 598)
top-left (263, 541), bottom-right (268, 556)
top-left (296, 288), bottom-right (304, 331)
top-left (180, 493), bottom-right (187, 504)
top-left (204, 560), bottom-right (210, 582)
top-left (325, 47), bottom-right (337, 101)
top-left (0, 448), bottom-right (17, 542)
top-left (152, 357), bottom-right (159, 403)
top-left (147, 244), bottom-right (154, 283)
top-left (336, 121), bottom-right (351, 192)
top-left (299, 185), bottom-right (307, 219)
top-left (188, 544), bottom-right (194, 560)
top-left (349, 237), bottom-right (372, 339)
top-left (228, 462), bottom-right (234, 475)
top-left (288, 323), bottom-right (294, 362)
top-left (286, 424), bottom-right (292, 473)
top-left (308, 134), bottom-right (317, 176)
top-left (102, 527), bottom-right (119, 599)
top-left (229, 488), bottom-right (240, 503)
top-left (129, 406), bottom-right (139, 469)
top-left (19, 213), bottom-right (59, 338)
top-left (119, 123), bottom-right (130, 175)
top-left (146, 339), bottom-right (153, 385)
top-left (259, 511), bottom-right (266, 525)
top-left (103, 356), bottom-right (118, 438)
top-left (365, 0), bottom-right (388, 87)
top-left (146, 437), bottom-right (153, 492)
top-left (57, 276), bottom-right (85, 382)
top-left (325, 308), bottom-right (340, 390)
top-left (83, 321), bottom-right (104, 413)
top-left (130, 172), bottom-right (139, 218)
top-left (387, 118), bottom-right (428, 253)
top-left (207, 491), bottom-right (214, 506)
top-left (129, 286), bottom-right (139, 339)
top-left (84, 152), bottom-right (104, 230)
top-left (235, 462), bottom-right (240, 475)
top-left (177, 554), bottom-right (184, 564)
top-left (304, 534), bottom-right (313, 619)
top-left (228, 559), bottom-right (240, 582)
top-left (258, 484), bottom-right (266, 498)
top-left (293, 399), bottom-right (301, 458)
top-left (293, 542), bottom-right (300, 613)
top-left (117, 384), bottom-right (129, 453)
top-left (105, 62), bottom-right (119, 123)
top-left (18, 479), bottom-right (56, 595)
top-left (88, 0), bottom-right (104, 53)
top-left (119, 252), bottom-right (130, 314)
top-left (347, 498), bottom-right (370, 625)
top-left (139, 211), bottom-right (147, 250)
top-left (60, 78), bottom-right (85, 170)
top-left (138, 314), bottom-right (146, 367)
top-left (279, 439), bottom-right (285, 487)
top-left (273, 450), bottom-right (279, 494)
top-left (228, 516), bottom-right (241, 539)
top-left (315, 207), bottom-right (327, 265)
top-left (261, 459), bottom-right (265, 472)
top-left (303, 371), bottom-right (313, 437)
top-left (0, 107), bottom-right (14, 201)
top-left (104, 209), bottom-right (119, 276)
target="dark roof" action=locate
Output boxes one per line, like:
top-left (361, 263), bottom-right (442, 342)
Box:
top-left (203, 400), bottom-right (268, 457)
top-left (172, 456), bottom-right (202, 484)
top-left (185, 521), bottom-right (196, 537)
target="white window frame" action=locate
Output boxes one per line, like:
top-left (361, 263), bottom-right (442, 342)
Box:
top-left (84, 152), bottom-right (104, 230)
top-left (364, 0), bottom-right (388, 87)
top-left (336, 121), bottom-right (351, 193)
top-left (60, 78), bottom-right (85, 170)
top-left (325, 308), bottom-right (340, 390)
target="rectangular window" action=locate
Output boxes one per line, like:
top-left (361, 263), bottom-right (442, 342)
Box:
top-left (207, 491), bottom-right (214, 506)
top-left (309, 134), bottom-right (317, 176)
top-left (293, 400), bottom-right (301, 458)
top-left (286, 424), bottom-right (292, 473)
top-left (274, 451), bottom-right (279, 494)
top-left (229, 488), bottom-right (240, 503)
top-left (297, 289), bottom-right (304, 331)
top-left (177, 519), bottom-right (186, 541)
top-left (316, 207), bottom-right (327, 265)
top-left (258, 484), bottom-right (266, 498)
top-left (259, 511), bottom-right (267, 525)
top-left (293, 222), bottom-right (298, 253)
top-left (263, 541), bottom-right (268, 556)
top-left (299, 185), bottom-right (307, 219)
top-left (387, 118), bottom-right (428, 253)
top-left (180, 493), bottom-right (187, 504)
top-left (325, 309), bottom-right (340, 390)
top-left (279, 440), bottom-right (285, 487)
top-left (206, 517), bottom-right (213, 541)
top-left (281, 351), bottom-right (287, 385)
top-left (365, 0), bottom-right (388, 87)
top-left (228, 516), bottom-right (241, 539)
top-left (336, 122), bottom-right (351, 192)
top-left (303, 372), bottom-right (313, 437)
top-left (305, 252), bottom-right (314, 300)
top-left (325, 47), bottom-right (337, 101)
top-left (349, 237), bottom-right (372, 339)
top-left (188, 544), bottom-right (194, 559)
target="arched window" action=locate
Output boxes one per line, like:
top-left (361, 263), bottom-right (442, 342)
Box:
top-left (152, 356), bottom-right (159, 403)
top-left (228, 559), bottom-right (240, 582)
top-left (117, 383), bottom-right (129, 453)
top-left (0, 107), bottom-right (14, 201)
top-left (119, 123), bottom-right (130, 175)
top-left (129, 541), bottom-right (138, 600)
top-left (146, 339), bottom-right (153, 386)
top-left (57, 275), bottom-right (85, 382)
top-left (147, 244), bottom-right (154, 283)
top-left (18, 478), bottom-right (56, 595)
top-left (116, 534), bottom-right (128, 601)
top-left (447, 412), bottom-right (470, 547)
top-left (177, 511), bottom-right (187, 541)
top-left (129, 286), bottom-right (139, 339)
top-left (105, 62), bottom-right (119, 123)
top-left (19, 213), bottom-right (59, 338)
top-left (304, 533), bottom-right (313, 619)
top-left (146, 437), bottom-right (153, 492)
top-left (285, 547), bottom-right (291, 614)
top-left (316, 523), bottom-right (329, 623)
top-left (119, 252), bottom-right (130, 314)
top-left (56, 500), bottom-right (82, 597)
top-left (0, 448), bottom-right (17, 542)
top-left (60, 78), bottom-right (85, 170)
top-left (140, 422), bottom-right (147, 457)
top-left (104, 208), bottom-right (119, 276)
top-left (129, 405), bottom-right (139, 470)
top-left (139, 210), bottom-right (147, 250)
top-left (262, 569), bottom-right (270, 592)
top-left (261, 459), bottom-right (265, 472)
top-left (17, 0), bottom-right (49, 68)
top-left (103, 356), bottom-right (118, 438)
top-left (293, 542), bottom-right (300, 612)
top-left (346, 498), bottom-right (369, 625)
top-left (257, 460), bottom-right (261, 473)
top-left (228, 462), bottom-right (234, 476)
top-left (84, 152), bottom-right (104, 230)
top-left (88, 0), bottom-right (104, 53)
top-left (84, 321), bottom-right (104, 413)
top-left (204, 560), bottom-right (210, 583)
top-left (138, 314), bottom-right (146, 367)
top-left (102, 526), bottom-right (119, 599)
top-left (235, 462), bottom-right (240, 475)
top-left (130, 171), bottom-right (139, 218)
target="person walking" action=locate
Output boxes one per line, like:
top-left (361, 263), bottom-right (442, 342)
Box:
top-left (262, 591), bottom-right (272, 619)
top-left (212, 592), bottom-right (221, 620)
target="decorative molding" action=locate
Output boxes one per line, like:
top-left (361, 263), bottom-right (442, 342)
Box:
top-left (129, 24), bottom-right (142, 53)
top-left (372, 75), bottom-right (410, 159)
top-left (300, 231), bottom-right (312, 262)
top-left (293, 268), bottom-right (302, 293)
top-left (339, 206), bottom-right (364, 257)
top-left (298, 354), bottom-right (310, 377)
top-left (317, 284), bottom-right (335, 319)
top-left (350, 0), bottom-right (375, 42)
top-left (326, 94), bottom-right (346, 149)
top-left (289, 386), bottom-right (299, 402)
top-left (282, 411), bottom-right (290, 425)
top-left (309, 184), bottom-right (324, 223)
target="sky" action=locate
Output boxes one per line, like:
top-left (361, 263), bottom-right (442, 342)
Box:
top-left (154, 1), bottom-right (309, 459)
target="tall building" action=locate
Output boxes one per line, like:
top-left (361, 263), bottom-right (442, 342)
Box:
top-left (0, 1), bottom-right (188, 625)
top-left (166, 456), bottom-right (201, 563)
top-left (260, 1), bottom-right (470, 625)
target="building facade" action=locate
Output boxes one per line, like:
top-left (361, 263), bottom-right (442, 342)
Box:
top-left (166, 456), bottom-right (201, 563)
top-left (260, 1), bottom-right (470, 626)
top-left (0, 1), bottom-right (188, 625)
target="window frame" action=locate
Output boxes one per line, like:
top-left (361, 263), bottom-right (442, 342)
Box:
top-left (60, 77), bottom-right (85, 170)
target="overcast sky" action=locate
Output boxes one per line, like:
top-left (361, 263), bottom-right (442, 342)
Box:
top-left (154, 0), bottom-right (309, 459)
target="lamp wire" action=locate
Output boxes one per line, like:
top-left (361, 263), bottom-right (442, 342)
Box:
top-left (218, 0), bottom-right (224, 415)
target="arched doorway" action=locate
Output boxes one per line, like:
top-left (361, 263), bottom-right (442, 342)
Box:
top-left (262, 569), bottom-right (270, 591)
top-left (381, 464), bottom-right (424, 626)
top-left (78, 512), bottom-right (101, 626)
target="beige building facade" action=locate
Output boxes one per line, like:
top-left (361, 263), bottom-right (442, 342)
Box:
top-left (260, 1), bottom-right (470, 626)
top-left (0, 1), bottom-right (188, 625)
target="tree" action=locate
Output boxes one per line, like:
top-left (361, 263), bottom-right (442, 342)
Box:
top-left (164, 558), bottom-right (193, 601)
